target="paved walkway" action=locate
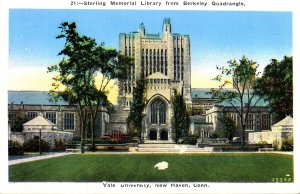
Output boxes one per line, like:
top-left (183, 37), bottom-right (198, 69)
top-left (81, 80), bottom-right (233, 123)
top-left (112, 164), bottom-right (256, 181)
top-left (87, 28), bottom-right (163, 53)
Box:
top-left (9, 152), bottom-right (75, 165)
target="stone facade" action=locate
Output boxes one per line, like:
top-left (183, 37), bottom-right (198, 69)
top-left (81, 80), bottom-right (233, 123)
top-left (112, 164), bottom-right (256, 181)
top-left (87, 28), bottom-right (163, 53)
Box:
top-left (111, 18), bottom-right (192, 142)
top-left (10, 131), bottom-right (73, 149)
top-left (248, 116), bottom-right (293, 149)
top-left (8, 91), bottom-right (109, 139)
top-left (8, 90), bottom-right (272, 144)
top-left (9, 104), bottom-right (81, 136)
top-left (205, 105), bottom-right (272, 139)
top-left (189, 116), bottom-right (213, 137)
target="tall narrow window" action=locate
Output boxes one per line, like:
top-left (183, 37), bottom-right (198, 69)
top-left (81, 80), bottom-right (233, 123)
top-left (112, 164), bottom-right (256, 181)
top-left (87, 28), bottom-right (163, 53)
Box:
top-left (177, 48), bottom-right (181, 80)
top-left (46, 112), bottom-right (56, 124)
top-left (10, 112), bottom-right (19, 125)
top-left (150, 49), bottom-right (152, 75)
top-left (64, 113), bottom-right (75, 130)
top-left (159, 103), bottom-right (166, 124)
top-left (151, 103), bottom-right (157, 124)
top-left (181, 48), bottom-right (184, 80)
top-left (133, 47), bottom-right (135, 57)
top-left (129, 46), bottom-right (131, 56)
top-left (246, 113), bottom-right (255, 130)
top-left (165, 49), bottom-right (168, 75)
top-left (174, 48), bottom-right (177, 80)
top-left (27, 112), bottom-right (37, 120)
top-left (146, 49), bottom-right (148, 76)
top-left (161, 49), bottom-right (164, 74)
top-left (153, 49), bottom-right (156, 73)
top-left (150, 99), bottom-right (166, 124)
top-left (261, 113), bottom-right (271, 130)
top-left (141, 49), bottom-right (145, 78)
top-left (157, 49), bottom-right (160, 73)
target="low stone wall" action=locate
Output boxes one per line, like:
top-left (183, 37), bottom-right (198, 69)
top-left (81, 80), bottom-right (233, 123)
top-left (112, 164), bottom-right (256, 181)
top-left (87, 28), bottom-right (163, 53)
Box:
top-left (248, 131), bottom-right (293, 149)
top-left (10, 131), bottom-right (73, 149)
top-left (10, 132), bottom-right (26, 145)
top-left (248, 131), bottom-right (278, 144)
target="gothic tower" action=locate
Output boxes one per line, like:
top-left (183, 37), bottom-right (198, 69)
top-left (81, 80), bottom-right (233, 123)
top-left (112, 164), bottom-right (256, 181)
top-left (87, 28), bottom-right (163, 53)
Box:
top-left (117, 18), bottom-right (191, 141)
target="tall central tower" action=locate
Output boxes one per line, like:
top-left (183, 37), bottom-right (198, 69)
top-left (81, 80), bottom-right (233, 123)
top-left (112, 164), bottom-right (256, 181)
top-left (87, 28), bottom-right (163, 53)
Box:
top-left (117, 18), bottom-right (191, 141)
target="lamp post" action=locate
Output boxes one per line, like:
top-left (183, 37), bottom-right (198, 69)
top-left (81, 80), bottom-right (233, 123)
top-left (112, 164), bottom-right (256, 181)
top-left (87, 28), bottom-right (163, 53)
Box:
top-left (39, 127), bottom-right (42, 155)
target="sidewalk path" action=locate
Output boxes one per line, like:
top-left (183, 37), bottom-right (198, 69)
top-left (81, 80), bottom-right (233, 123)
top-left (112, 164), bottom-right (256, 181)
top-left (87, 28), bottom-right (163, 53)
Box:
top-left (9, 152), bottom-right (76, 165)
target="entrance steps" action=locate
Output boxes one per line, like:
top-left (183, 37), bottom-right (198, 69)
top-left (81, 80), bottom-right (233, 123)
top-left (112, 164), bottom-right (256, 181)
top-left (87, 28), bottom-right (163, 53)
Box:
top-left (136, 144), bottom-right (213, 153)
top-left (137, 144), bottom-right (178, 152)
top-left (143, 140), bottom-right (175, 144)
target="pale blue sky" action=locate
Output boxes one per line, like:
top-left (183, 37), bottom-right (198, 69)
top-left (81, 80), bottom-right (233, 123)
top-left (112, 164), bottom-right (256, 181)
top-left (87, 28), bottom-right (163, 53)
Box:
top-left (9, 9), bottom-right (292, 88)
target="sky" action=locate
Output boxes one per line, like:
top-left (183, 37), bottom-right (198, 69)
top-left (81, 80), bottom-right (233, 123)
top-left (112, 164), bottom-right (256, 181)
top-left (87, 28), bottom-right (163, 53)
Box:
top-left (8, 9), bottom-right (292, 102)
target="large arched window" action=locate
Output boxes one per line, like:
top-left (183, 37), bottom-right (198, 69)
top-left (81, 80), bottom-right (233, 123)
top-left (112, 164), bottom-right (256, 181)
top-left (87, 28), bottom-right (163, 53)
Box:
top-left (150, 99), bottom-right (166, 124)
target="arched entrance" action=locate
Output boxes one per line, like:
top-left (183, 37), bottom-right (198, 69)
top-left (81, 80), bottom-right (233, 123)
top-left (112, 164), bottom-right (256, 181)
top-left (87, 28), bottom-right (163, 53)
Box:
top-left (149, 130), bottom-right (157, 140)
top-left (160, 130), bottom-right (168, 140)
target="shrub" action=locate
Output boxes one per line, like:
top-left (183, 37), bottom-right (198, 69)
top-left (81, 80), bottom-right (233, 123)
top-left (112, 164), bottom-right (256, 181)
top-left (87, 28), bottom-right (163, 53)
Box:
top-left (273, 139), bottom-right (280, 151)
top-left (11, 112), bottom-right (28, 132)
top-left (8, 140), bottom-right (24, 155)
top-left (72, 136), bottom-right (81, 141)
top-left (258, 141), bottom-right (269, 145)
top-left (54, 138), bottom-right (66, 152)
top-left (219, 144), bottom-right (270, 151)
top-left (96, 136), bottom-right (112, 144)
top-left (180, 135), bottom-right (198, 145)
top-left (131, 136), bottom-right (140, 144)
top-left (210, 132), bottom-right (218, 138)
top-left (120, 134), bottom-right (131, 143)
top-left (88, 144), bottom-right (97, 151)
top-left (282, 136), bottom-right (293, 151)
top-left (23, 139), bottom-right (50, 152)
top-left (70, 137), bottom-right (83, 145)
top-left (210, 131), bottom-right (224, 138)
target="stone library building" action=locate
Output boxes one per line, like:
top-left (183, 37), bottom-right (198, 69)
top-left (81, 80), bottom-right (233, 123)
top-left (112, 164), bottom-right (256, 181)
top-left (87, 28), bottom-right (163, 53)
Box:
top-left (8, 18), bottom-right (272, 145)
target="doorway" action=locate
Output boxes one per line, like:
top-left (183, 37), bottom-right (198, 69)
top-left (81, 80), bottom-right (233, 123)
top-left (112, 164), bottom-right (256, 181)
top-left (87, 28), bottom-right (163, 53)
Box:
top-left (160, 130), bottom-right (168, 140)
top-left (149, 130), bottom-right (157, 140)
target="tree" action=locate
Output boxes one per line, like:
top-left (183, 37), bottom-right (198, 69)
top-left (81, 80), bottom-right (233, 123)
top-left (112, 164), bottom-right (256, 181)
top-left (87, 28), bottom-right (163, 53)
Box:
top-left (219, 113), bottom-right (236, 141)
top-left (210, 56), bottom-right (262, 150)
top-left (48, 22), bottom-right (131, 152)
top-left (172, 90), bottom-right (190, 142)
top-left (11, 112), bottom-right (28, 132)
top-left (126, 79), bottom-right (146, 138)
top-left (253, 56), bottom-right (293, 123)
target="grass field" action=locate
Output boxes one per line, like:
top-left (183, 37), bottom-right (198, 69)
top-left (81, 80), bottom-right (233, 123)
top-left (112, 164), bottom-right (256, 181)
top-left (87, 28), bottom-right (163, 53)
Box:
top-left (9, 153), bottom-right (293, 182)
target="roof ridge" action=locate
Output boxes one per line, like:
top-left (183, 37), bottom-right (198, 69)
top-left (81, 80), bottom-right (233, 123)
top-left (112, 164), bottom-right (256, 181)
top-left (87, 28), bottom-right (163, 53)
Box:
top-left (23, 115), bottom-right (56, 126)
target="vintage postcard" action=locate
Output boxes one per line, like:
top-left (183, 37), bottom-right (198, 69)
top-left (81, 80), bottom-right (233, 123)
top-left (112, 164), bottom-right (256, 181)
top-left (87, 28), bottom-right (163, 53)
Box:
top-left (0, 0), bottom-right (299, 193)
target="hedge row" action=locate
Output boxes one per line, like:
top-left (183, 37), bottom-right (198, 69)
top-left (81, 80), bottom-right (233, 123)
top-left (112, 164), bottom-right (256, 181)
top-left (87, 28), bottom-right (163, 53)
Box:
top-left (8, 138), bottom-right (67, 155)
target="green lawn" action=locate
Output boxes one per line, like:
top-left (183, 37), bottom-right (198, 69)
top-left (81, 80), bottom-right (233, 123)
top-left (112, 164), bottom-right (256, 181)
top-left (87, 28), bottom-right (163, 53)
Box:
top-left (9, 153), bottom-right (293, 182)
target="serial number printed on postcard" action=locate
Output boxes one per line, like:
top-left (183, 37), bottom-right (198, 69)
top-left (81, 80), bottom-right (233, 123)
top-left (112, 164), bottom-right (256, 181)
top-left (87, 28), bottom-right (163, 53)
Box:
top-left (271, 177), bottom-right (292, 182)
